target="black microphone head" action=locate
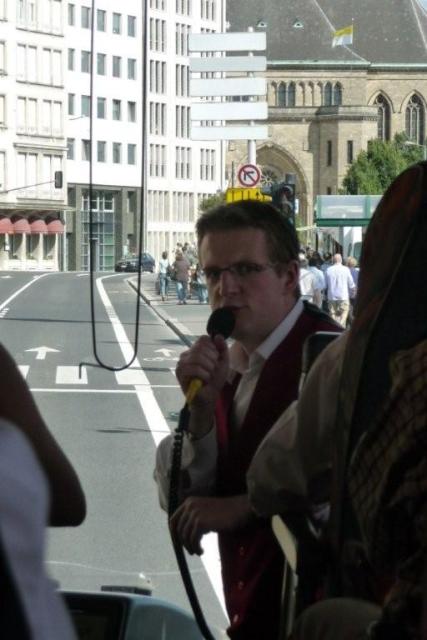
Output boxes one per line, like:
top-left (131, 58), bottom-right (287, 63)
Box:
top-left (206, 307), bottom-right (235, 340)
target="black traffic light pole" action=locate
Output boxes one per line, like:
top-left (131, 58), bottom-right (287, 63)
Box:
top-left (1, 171), bottom-right (63, 193)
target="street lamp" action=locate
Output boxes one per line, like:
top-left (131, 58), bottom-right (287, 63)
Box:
top-left (403, 139), bottom-right (427, 160)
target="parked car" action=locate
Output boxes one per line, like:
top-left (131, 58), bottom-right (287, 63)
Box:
top-left (114, 252), bottom-right (155, 273)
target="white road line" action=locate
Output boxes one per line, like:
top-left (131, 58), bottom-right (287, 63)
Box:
top-left (0, 273), bottom-right (50, 311)
top-left (56, 366), bottom-right (88, 384)
top-left (18, 365), bottom-right (29, 379)
top-left (115, 368), bottom-right (150, 386)
top-left (97, 274), bottom-right (227, 616)
top-left (30, 386), bottom-right (180, 394)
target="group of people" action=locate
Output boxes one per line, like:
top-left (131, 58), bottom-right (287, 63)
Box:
top-left (299, 250), bottom-right (359, 327)
top-left (158, 245), bottom-right (209, 305)
top-left (155, 161), bottom-right (427, 640)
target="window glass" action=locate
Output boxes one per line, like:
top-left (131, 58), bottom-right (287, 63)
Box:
top-left (112, 12), bottom-right (121, 34)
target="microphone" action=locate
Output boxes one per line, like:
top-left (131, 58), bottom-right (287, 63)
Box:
top-left (185, 307), bottom-right (235, 406)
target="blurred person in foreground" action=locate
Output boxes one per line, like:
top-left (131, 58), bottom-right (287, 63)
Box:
top-left (154, 200), bottom-right (340, 639)
top-left (248, 161), bottom-right (427, 640)
top-left (0, 342), bottom-right (86, 638)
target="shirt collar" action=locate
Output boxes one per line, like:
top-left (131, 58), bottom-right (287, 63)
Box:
top-left (229, 298), bottom-right (304, 373)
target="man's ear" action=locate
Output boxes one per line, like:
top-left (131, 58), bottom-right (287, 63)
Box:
top-left (281, 260), bottom-right (299, 294)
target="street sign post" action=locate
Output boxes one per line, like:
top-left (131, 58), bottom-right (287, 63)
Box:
top-left (237, 164), bottom-right (261, 187)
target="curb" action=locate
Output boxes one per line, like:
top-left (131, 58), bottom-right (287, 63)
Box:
top-left (127, 277), bottom-right (194, 347)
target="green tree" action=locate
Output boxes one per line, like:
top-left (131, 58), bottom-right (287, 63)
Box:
top-left (342, 133), bottom-right (424, 195)
top-left (198, 192), bottom-right (226, 213)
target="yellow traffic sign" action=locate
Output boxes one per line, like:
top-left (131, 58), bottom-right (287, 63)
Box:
top-left (225, 187), bottom-right (272, 203)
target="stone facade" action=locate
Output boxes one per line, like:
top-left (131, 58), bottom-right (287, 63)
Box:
top-left (226, 65), bottom-right (427, 231)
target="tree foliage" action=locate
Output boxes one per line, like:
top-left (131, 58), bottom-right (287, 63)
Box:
top-left (198, 192), bottom-right (226, 213)
top-left (342, 133), bottom-right (424, 195)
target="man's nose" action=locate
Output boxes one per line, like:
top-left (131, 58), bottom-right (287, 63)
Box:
top-left (218, 269), bottom-right (240, 296)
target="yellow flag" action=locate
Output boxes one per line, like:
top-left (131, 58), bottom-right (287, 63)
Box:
top-left (332, 25), bottom-right (354, 47)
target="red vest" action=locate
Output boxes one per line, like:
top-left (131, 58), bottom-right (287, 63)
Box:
top-left (215, 306), bottom-right (340, 639)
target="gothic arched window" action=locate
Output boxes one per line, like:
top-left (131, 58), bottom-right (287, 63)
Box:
top-left (324, 82), bottom-right (332, 106)
top-left (288, 82), bottom-right (296, 107)
top-left (277, 82), bottom-right (286, 107)
top-left (405, 94), bottom-right (425, 144)
top-left (374, 94), bottom-right (391, 140)
top-left (333, 83), bottom-right (342, 106)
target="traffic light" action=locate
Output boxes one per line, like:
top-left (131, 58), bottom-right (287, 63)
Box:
top-left (262, 182), bottom-right (295, 222)
top-left (54, 170), bottom-right (63, 189)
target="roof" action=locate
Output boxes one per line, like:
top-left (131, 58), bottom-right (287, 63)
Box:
top-left (226, 0), bottom-right (427, 66)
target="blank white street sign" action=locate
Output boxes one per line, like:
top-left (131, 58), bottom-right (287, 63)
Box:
top-left (190, 77), bottom-right (266, 97)
top-left (191, 125), bottom-right (268, 141)
top-left (189, 56), bottom-right (267, 73)
top-left (189, 32), bottom-right (266, 52)
top-left (191, 102), bottom-right (268, 121)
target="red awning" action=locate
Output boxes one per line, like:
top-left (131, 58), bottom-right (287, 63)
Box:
top-left (29, 219), bottom-right (48, 234)
top-left (46, 219), bottom-right (64, 234)
top-left (13, 218), bottom-right (31, 234)
top-left (0, 217), bottom-right (13, 234)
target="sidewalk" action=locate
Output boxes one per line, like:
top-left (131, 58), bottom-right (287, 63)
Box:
top-left (128, 273), bottom-right (210, 346)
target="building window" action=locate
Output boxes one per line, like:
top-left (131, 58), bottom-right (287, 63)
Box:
top-left (81, 6), bottom-right (90, 28)
top-left (81, 95), bottom-right (90, 117)
top-left (112, 142), bottom-right (121, 163)
top-left (128, 144), bottom-right (136, 165)
top-left (97, 53), bottom-right (106, 75)
top-left (327, 140), bottom-right (332, 166)
top-left (112, 99), bottom-right (121, 120)
top-left (97, 97), bottom-right (106, 119)
top-left (82, 139), bottom-right (91, 161)
top-left (68, 3), bottom-right (75, 25)
top-left (68, 93), bottom-right (75, 115)
top-left (67, 138), bottom-right (75, 160)
top-left (112, 56), bottom-right (121, 78)
top-left (347, 140), bottom-right (354, 164)
top-left (326, 186), bottom-right (332, 195)
top-left (287, 82), bottom-right (296, 107)
top-left (0, 95), bottom-right (5, 127)
top-left (81, 50), bottom-right (91, 73)
top-left (127, 59), bottom-right (136, 80)
top-left (97, 9), bottom-right (106, 31)
top-left (128, 101), bottom-right (136, 122)
top-left (97, 141), bottom-right (106, 162)
top-left (68, 48), bottom-right (75, 71)
top-left (375, 94), bottom-right (391, 141)
top-left (128, 15), bottom-right (136, 37)
top-left (112, 12), bottom-right (121, 34)
top-left (405, 94), bottom-right (425, 145)
top-left (333, 83), bottom-right (342, 106)
top-left (324, 82), bottom-right (332, 106)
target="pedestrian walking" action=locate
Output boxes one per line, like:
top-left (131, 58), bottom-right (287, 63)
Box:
top-left (158, 251), bottom-right (170, 301)
top-left (172, 250), bottom-right (190, 304)
top-left (325, 254), bottom-right (355, 327)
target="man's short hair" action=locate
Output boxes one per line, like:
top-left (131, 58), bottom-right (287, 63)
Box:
top-left (196, 200), bottom-right (299, 269)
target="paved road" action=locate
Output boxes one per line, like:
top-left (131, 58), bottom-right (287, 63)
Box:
top-left (0, 271), bottom-right (226, 636)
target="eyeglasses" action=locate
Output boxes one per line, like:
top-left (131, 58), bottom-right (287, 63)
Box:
top-left (204, 261), bottom-right (276, 284)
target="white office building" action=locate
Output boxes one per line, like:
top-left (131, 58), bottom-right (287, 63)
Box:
top-left (0, 0), bottom-right (225, 271)
top-left (0, 0), bottom-right (67, 270)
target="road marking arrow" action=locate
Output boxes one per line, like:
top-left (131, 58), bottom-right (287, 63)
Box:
top-left (25, 346), bottom-right (60, 360)
top-left (155, 348), bottom-right (176, 357)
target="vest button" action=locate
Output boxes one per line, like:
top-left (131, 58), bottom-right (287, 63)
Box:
top-left (237, 580), bottom-right (244, 591)
top-left (238, 546), bottom-right (245, 556)
top-left (232, 614), bottom-right (239, 624)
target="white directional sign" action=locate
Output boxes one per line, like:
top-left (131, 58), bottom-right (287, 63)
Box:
top-left (25, 346), bottom-right (60, 360)
top-left (155, 348), bottom-right (176, 358)
top-left (238, 164), bottom-right (262, 187)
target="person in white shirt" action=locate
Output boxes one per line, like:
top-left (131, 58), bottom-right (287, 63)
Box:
top-left (298, 257), bottom-right (317, 303)
top-left (308, 257), bottom-right (326, 308)
top-left (325, 254), bottom-right (355, 327)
